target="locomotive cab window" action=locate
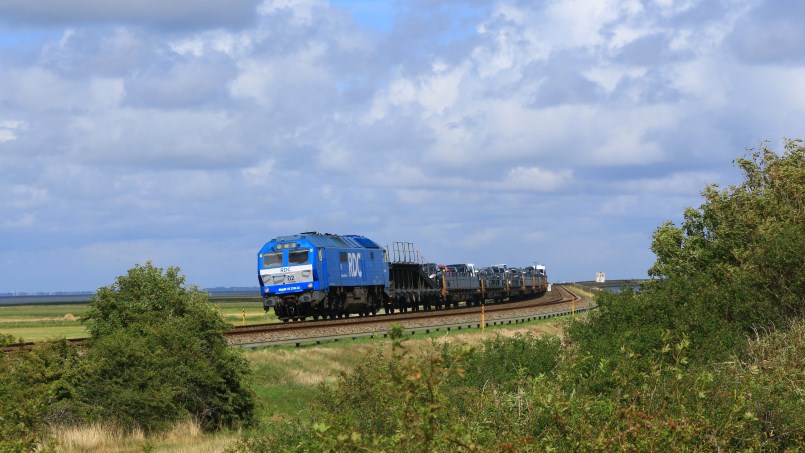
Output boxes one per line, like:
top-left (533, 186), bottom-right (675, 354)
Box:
top-left (263, 252), bottom-right (283, 267)
top-left (289, 250), bottom-right (309, 265)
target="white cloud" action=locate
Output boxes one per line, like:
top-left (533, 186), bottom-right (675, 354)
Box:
top-left (258, 0), bottom-right (319, 25)
top-left (64, 108), bottom-right (247, 168)
top-left (228, 42), bottom-right (331, 109)
top-left (0, 120), bottom-right (25, 143)
top-left (0, 0), bottom-right (801, 290)
top-left (598, 195), bottom-right (638, 215)
top-left (544, 0), bottom-right (642, 49)
top-left (88, 78), bottom-right (125, 109)
top-left (499, 166), bottom-right (573, 192)
top-left (242, 159), bottom-right (275, 184)
top-left (170, 37), bottom-right (206, 57)
top-left (0, 130), bottom-right (16, 143)
top-left (617, 172), bottom-right (720, 195)
top-left (460, 227), bottom-right (509, 249)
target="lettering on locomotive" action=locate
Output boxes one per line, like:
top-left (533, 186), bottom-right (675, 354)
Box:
top-left (348, 252), bottom-right (362, 277)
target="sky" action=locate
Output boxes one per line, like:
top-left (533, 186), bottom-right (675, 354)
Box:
top-left (1, 0), bottom-right (803, 292)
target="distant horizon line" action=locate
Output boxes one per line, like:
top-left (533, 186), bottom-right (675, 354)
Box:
top-left (0, 286), bottom-right (261, 298)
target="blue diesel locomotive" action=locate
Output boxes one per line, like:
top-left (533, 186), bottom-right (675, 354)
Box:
top-left (258, 232), bottom-right (388, 321)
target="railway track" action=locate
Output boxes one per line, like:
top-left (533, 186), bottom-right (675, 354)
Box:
top-left (2, 285), bottom-right (588, 353)
top-left (226, 285), bottom-right (588, 347)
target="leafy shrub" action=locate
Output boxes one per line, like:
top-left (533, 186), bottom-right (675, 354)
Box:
top-left (235, 318), bottom-right (804, 451)
top-left (0, 339), bottom-right (77, 452)
top-left (234, 325), bottom-right (479, 452)
top-left (75, 262), bottom-right (256, 433)
top-left (458, 332), bottom-right (563, 392)
top-left (567, 140), bottom-right (805, 391)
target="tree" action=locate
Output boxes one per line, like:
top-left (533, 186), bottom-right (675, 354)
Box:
top-left (76, 262), bottom-right (255, 432)
top-left (568, 139), bottom-right (805, 373)
top-left (649, 139), bottom-right (804, 322)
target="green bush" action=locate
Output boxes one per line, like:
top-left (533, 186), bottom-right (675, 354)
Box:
top-left (547, 320), bottom-right (805, 451)
top-left (0, 338), bottom-right (77, 452)
top-left (75, 262), bottom-right (256, 433)
top-left (567, 140), bottom-right (805, 391)
top-left (458, 332), bottom-right (563, 392)
top-left (235, 325), bottom-right (479, 452)
top-left (236, 317), bottom-right (804, 451)
top-left (0, 263), bottom-right (256, 449)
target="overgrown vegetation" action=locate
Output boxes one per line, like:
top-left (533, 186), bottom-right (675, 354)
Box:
top-left (234, 140), bottom-right (804, 451)
top-left (0, 263), bottom-right (256, 452)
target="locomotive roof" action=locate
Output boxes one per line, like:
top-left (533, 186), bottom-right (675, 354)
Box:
top-left (269, 232), bottom-right (382, 249)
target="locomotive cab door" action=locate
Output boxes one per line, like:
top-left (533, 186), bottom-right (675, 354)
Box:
top-left (316, 247), bottom-right (328, 288)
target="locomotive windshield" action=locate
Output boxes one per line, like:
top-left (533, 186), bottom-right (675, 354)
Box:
top-left (263, 252), bottom-right (283, 267)
top-left (288, 250), bottom-right (309, 265)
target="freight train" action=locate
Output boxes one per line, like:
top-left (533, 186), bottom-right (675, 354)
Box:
top-left (258, 232), bottom-right (548, 322)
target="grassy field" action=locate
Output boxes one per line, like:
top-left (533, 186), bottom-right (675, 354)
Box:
top-left (0, 295), bottom-right (274, 342)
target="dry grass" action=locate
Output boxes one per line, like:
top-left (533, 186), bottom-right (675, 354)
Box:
top-left (249, 343), bottom-right (379, 385)
top-left (47, 419), bottom-right (238, 452)
top-left (446, 320), bottom-right (565, 343)
top-left (247, 320), bottom-right (566, 387)
top-left (49, 423), bottom-right (142, 452)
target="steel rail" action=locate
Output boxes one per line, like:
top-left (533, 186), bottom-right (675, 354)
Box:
top-left (226, 285), bottom-right (585, 347)
top-left (231, 285), bottom-right (588, 348)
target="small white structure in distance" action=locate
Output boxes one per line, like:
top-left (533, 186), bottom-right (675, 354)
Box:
top-left (595, 272), bottom-right (606, 283)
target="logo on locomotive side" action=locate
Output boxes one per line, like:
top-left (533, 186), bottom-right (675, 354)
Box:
top-left (348, 252), bottom-right (362, 277)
